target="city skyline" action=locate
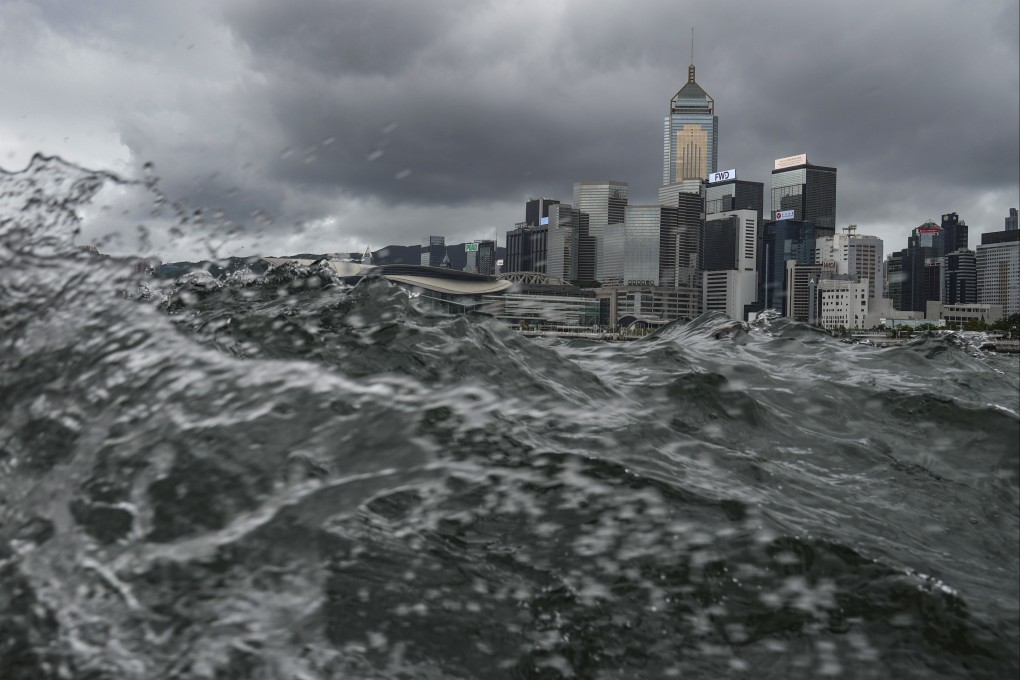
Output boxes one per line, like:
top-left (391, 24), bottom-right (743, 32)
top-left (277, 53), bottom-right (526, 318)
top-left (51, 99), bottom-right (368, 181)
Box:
top-left (1, 0), bottom-right (1017, 261)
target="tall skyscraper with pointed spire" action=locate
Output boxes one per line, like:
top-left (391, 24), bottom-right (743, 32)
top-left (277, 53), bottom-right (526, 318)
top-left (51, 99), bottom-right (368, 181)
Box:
top-left (662, 32), bottom-right (718, 185)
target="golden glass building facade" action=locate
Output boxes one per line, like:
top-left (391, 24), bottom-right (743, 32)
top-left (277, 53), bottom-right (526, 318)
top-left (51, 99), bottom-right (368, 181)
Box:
top-left (662, 64), bottom-right (718, 184)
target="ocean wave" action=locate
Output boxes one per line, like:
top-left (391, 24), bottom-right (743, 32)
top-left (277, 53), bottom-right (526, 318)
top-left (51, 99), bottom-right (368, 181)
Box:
top-left (1, 155), bottom-right (1017, 678)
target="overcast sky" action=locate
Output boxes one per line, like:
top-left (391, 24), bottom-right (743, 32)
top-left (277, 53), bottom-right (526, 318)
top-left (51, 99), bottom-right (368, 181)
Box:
top-left (2, 0), bottom-right (1017, 261)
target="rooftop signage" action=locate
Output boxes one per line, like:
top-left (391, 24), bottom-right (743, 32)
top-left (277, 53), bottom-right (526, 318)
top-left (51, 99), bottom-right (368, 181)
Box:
top-left (709, 169), bottom-right (736, 183)
top-left (776, 210), bottom-right (795, 220)
top-left (774, 154), bottom-right (808, 170)
top-left (465, 243), bottom-right (479, 252)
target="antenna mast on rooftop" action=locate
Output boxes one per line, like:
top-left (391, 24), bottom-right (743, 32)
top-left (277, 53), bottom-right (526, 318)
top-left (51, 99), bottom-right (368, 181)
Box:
top-left (688, 28), bottom-right (696, 81)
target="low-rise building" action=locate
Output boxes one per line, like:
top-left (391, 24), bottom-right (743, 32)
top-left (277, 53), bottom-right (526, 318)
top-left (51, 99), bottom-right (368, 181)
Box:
top-left (817, 277), bottom-right (869, 330)
top-left (595, 285), bottom-right (702, 327)
top-left (925, 302), bottom-right (1005, 326)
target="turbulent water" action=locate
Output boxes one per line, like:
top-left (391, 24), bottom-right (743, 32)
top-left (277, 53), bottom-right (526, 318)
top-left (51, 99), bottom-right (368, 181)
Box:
top-left (2, 156), bottom-right (1018, 679)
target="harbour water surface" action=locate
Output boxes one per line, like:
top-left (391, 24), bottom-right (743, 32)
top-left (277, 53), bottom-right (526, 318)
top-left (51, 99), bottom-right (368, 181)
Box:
top-left (1, 156), bottom-right (1018, 678)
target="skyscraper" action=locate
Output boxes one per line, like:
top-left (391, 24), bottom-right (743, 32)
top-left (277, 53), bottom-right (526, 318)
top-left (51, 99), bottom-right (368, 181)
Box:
top-left (703, 210), bottom-right (757, 273)
top-left (618, 205), bottom-right (672, 286)
top-left (1005, 208), bottom-right (1018, 231)
top-left (572, 180), bottom-right (628, 282)
top-left (943, 249), bottom-right (977, 305)
top-left (770, 155), bottom-right (837, 229)
top-left (893, 221), bottom-right (943, 311)
top-left (476, 240), bottom-right (496, 276)
top-left (702, 209), bottom-right (758, 321)
top-left (940, 212), bottom-right (968, 253)
top-left (545, 203), bottom-right (581, 281)
top-left (814, 226), bottom-right (884, 300)
top-left (505, 223), bottom-right (548, 273)
top-left (525, 198), bottom-right (561, 227)
top-left (886, 252), bottom-right (906, 310)
top-left (420, 236), bottom-right (445, 267)
top-left (463, 239), bottom-right (497, 275)
top-left (977, 238), bottom-right (1020, 315)
top-left (662, 63), bottom-right (718, 184)
top-left (705, 176), bottom-right (764, 228)
top-left (760, 218), bottom-right (835, 314)
top-left (675, 190), bottom-right (704, 288)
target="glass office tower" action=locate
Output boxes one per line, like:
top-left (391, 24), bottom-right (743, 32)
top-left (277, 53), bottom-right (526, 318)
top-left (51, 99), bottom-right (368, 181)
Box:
top-left (421, 236), bottom-right (445, 267)
top-left (770, 157), bottom-right (837, 230)
top-left (663, 63), bottom-right (718, 184)
top-left (705, 178), bottom-right (764, 228)
top-left (760, 219), bottom-right (835, 314)
top-left (525, 197), bottom-right (560, 227)
top-left (676, 190), bottom-right (704, 288)
top-left (573, 180), bottom-right (628, 282)
top-left (620, 205), bottom-right (674, 287)
top-left (943, 249), bottom-right (977, 305)
top-left (940, 212), bottom-right (968, 253)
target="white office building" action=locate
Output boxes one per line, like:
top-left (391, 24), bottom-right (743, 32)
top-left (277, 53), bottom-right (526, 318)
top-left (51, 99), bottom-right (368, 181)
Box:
top-left (815, 226), bottom-right (883, 301)
top-left (976, 240), bottom-right (1019, 315)
top-left (817, 278), bottom-right (870, 330)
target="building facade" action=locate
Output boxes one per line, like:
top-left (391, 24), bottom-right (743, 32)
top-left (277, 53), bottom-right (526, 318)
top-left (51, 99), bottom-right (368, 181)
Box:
top-left (663, 63), bottom-right (718, 185)
top-left (464, 240), bottom-right (497, 275)
top-left (619, 206), bottom-right (669, 286)
top-left (940, 212), bottom-right (969, 253)
top-left (658, 179), bottom-right (705, 207)
top-left (420, 236), bottom-right (445, 267)
top-left (545, 204), bottom-right (580, 282)
top-left (976, 240), bottom-right (1020, 315)
top-left (703, 269), bottom-right (757, 322)
top-left (785, 261), bottom-right (822, 322)
top-left (596, 286), bottom-right (702, 326)
top-left (504, 224), bottom-right (548, 274)
top-left (705, 177), bottom-right (764, 228)
top-left (702, 209), bottom-right (758, 320)
top-left (676, 190), bottom-right (704, 288)
top-left (814, 226), bottom-right (883, 301)
top-left (770, 155), bottom-right (837, 230)
top-left (817, 277), bottom-right (870, 330)
top-left (525, 197), bottom-right (560, 227)
top-left (760, 218), bottom-right (834, 314)
top-left (891, 221), bottom-right (944, 312)
top-left (573, 180), bottom-right (628, 282)
top-left (942, 249), bottom-right (977, 306)
top-left (926, 302), bottom-right (1005, 325)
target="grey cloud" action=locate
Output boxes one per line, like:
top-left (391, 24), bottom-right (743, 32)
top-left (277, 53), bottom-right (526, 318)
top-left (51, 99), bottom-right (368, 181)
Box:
top-left (4, 0), bottom-right (1016, 260)
top-left (222, 0), bottom-right (483, 78)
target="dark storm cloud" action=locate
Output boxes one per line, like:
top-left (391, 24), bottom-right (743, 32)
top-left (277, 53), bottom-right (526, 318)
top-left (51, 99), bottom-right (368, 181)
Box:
top-left (3, 0), bottom-right (1016, 257)
top-left (214, 0), bottom-right (1018, 217)
top-left (223, 0), bottom-right (482, 78)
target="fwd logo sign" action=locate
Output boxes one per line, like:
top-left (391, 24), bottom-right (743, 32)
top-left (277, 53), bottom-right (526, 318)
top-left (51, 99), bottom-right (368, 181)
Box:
top-left (709, 169), bottom-right (736, 183)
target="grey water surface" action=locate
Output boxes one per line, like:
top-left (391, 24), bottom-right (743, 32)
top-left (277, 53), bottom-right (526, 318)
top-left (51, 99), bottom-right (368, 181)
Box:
top-left (1, 156), bottom-right (1018, 679)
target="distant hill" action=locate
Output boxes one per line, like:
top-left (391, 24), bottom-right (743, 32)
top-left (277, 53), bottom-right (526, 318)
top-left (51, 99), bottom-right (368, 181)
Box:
top-left (370, 245), bottom-right (420, 265)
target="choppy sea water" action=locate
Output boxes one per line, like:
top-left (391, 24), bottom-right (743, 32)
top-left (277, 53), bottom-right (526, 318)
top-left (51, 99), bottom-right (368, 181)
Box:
top-left (1, 155), bottom-right (1018, 679)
